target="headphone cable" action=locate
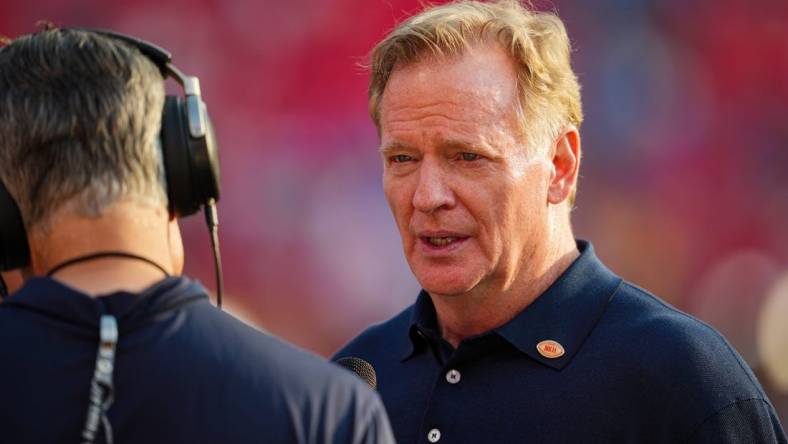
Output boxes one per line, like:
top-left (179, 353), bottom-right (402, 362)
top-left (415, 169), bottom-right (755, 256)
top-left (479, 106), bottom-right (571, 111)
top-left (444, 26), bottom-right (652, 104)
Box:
top-left (204, 199), bottom-right (223, 309)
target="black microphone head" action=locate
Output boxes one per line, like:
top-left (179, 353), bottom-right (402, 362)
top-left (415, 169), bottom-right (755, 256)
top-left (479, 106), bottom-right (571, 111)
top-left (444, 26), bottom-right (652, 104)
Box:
top-left (335, 357), bottom-right (377, 390)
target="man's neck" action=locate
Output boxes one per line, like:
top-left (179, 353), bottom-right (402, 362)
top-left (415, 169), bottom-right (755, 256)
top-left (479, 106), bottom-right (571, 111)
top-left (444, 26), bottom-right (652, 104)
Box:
top-left (431, 232), bottom-right (579, 348)
top-left (28, 200), bottom-right (176, 297)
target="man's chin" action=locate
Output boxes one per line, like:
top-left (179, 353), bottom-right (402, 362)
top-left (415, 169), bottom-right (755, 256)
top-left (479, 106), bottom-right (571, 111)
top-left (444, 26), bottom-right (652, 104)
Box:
top-left (417, 275), bottom-right (479, 298)
top-left (410, 260), bottom-right (487, 296)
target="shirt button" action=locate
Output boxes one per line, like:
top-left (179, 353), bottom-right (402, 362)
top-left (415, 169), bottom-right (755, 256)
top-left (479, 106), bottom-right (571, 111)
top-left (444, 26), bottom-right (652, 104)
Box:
top-left (445, 369), bottom-right (461, 384)
top-left (427, 428), bottom-right (441, 443)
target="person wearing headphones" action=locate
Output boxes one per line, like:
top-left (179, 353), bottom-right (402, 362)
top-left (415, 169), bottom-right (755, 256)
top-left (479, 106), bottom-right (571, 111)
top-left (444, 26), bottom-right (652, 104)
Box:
top-left (0, 27), bottom-right (394, 443)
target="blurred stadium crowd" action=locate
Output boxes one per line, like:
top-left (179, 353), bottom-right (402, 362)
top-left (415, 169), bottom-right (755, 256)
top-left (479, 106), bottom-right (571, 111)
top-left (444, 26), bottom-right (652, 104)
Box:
top-left (2, 0), bottom-right (786, 421)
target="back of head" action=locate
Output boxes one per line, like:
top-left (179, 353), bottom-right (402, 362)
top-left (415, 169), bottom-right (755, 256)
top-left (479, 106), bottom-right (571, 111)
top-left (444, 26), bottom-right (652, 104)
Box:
top-left (0, 27), bottom-right (166, 233)
top-left (368, 0), bottom-right (583, 204)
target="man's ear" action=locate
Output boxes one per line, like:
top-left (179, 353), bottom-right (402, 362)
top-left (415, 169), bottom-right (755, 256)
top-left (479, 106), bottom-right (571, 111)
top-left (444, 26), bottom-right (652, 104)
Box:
top-left (547, 126), bottom-right (581, 205)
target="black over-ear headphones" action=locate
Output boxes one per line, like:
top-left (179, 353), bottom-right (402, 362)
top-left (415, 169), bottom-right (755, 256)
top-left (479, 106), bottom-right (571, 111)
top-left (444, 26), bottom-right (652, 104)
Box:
top-left (0, 29), bottom-right (223, 302)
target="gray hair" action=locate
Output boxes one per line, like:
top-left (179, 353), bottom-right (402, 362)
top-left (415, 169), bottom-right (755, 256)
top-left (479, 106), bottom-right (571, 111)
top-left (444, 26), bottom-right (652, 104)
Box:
top-left (0, 28), bottom-right (166, 232)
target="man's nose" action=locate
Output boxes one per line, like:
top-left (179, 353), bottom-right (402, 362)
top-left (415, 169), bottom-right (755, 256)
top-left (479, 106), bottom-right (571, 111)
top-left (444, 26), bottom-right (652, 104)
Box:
top-left (412, 159), bottom-right (455, 213)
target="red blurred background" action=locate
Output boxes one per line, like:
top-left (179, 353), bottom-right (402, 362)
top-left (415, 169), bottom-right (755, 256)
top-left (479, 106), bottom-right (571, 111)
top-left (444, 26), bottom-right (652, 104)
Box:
top-left (2, 0), bottom-right (787, 421)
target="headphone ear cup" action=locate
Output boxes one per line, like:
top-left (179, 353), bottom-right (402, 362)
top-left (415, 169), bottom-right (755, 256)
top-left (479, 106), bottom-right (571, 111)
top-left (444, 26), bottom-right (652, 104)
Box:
top-left (0, 181), bottom-right (30, 271)
top-left (160, 95), bottom-right (221, 218)
top-left (161, 95), bottom-right (197, 217)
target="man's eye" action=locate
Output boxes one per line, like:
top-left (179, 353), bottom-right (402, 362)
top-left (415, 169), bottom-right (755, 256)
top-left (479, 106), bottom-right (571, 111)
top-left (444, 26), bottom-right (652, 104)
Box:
top-left (460, 152), bottom-right (481, 161)
top-left (390, 154), bottom-right (413, 163)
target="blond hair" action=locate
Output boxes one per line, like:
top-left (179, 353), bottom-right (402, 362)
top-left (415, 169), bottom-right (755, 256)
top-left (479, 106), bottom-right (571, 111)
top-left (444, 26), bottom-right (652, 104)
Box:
top-left (368, 0), bottom-right (583, 203)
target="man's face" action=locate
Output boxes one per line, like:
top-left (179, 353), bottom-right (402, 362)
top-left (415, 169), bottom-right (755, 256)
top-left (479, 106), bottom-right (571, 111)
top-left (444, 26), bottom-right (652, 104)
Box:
top-left (380, 44), bottom-right (554, 297)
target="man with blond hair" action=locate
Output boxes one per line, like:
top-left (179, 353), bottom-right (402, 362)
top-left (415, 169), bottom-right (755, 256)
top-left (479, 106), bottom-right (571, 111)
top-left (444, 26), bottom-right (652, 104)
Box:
top-left (334, 1), bottom-right (787, 442)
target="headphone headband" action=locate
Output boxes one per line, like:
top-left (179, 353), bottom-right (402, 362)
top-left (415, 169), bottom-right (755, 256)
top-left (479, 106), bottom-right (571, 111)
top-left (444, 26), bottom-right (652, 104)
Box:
top-left (69, 28), bottom-right (173, 73)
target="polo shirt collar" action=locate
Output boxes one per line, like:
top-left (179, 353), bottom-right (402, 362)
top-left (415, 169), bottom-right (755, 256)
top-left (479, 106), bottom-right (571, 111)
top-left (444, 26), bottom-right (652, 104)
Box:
top-left (402, 290), bottom-right (440, 360)
top-left (403, 241), bottom-right (623, 370)
top-left (3, 276), bottom-right (208, 332)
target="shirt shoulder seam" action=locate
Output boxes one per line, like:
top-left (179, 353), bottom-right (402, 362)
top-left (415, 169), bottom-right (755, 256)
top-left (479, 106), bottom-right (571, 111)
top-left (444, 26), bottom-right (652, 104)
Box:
top-left (681, 397), bottom-right (772, 443)
top-left (620, 281), bottom-right (763, 392)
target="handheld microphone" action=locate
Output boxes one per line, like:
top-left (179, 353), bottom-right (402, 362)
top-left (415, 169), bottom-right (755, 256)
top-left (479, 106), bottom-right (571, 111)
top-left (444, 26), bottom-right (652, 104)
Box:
top-left (335, 357), bottom-right (377, 390)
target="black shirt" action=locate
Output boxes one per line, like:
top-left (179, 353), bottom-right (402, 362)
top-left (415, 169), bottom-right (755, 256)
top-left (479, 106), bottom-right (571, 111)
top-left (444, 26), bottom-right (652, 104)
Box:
top-left (335, 241), bottom-right (786, 443)
top-left (0, 276), bottom-right (394, 444)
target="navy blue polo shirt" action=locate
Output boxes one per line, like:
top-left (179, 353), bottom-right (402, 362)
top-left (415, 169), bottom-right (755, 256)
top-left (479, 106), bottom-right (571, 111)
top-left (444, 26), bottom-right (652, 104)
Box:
top-left (335, 241), bottom-right (786, 443)
top-left (0, 276), bottom-right (394, 444)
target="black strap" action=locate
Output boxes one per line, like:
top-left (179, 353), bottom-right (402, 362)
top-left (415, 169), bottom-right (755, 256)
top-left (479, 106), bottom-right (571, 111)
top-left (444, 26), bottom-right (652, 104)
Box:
top-left (47, 252), bottom-right (169, 278)
top-left (81, 310), bottom-right (118, 444)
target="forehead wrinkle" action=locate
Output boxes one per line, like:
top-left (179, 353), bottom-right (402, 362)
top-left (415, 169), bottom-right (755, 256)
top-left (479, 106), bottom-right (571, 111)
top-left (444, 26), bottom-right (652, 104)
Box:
top-left (382, 100), bottom-right (519, 154)
top-left (383, 85), bottom-right (511, 120)
top-left (382, 97), bottom-right (513, 141)
top-left (382, 102), bottom-right (481, 141)
top-left (385, 108), bottom-right (468, 127)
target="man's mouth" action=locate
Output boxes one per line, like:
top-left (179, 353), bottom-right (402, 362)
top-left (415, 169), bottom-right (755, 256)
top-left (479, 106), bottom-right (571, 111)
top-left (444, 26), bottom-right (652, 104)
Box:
top-left (418, 232), bottom-right (469, 251)
top-left (423, 236), bottom-right (461, 246)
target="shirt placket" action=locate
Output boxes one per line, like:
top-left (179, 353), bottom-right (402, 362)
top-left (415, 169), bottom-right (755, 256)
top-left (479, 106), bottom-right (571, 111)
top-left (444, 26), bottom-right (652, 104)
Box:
top-left (417, 335), bottom-right (494, 443)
